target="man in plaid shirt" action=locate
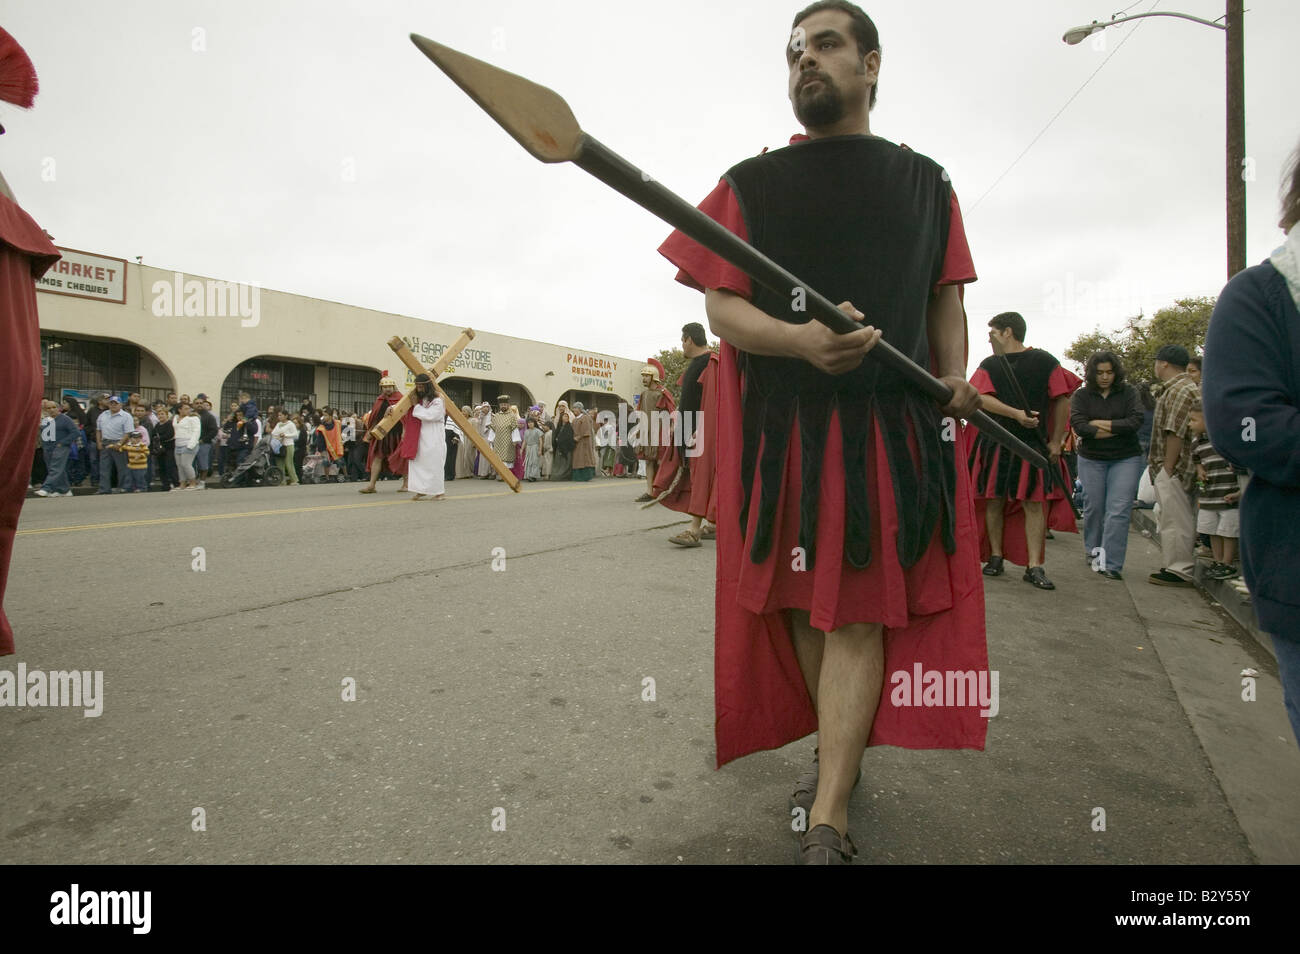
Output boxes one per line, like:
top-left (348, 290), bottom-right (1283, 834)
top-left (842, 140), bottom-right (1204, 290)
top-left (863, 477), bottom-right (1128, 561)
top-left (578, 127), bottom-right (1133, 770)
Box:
top-left (1147, 344), bottom-right (1200, 586)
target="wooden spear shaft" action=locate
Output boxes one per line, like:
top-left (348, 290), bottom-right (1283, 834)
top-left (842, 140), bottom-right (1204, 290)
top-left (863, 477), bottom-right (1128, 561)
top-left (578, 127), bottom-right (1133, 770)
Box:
top-left (387, 339), bottom-right (521, 492)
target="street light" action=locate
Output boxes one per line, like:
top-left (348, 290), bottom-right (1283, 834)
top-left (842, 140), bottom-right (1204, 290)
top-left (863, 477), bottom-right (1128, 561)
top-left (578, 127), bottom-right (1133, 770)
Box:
top-left (1063, 3), bottom-right (1246, 279)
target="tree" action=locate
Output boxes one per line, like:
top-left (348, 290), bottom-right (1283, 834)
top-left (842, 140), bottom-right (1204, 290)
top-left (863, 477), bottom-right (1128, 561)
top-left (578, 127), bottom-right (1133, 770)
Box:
top-left (652, 342), bottom-right (720, 403)
top-left (653, 347), bottom-right (689, 403)
top-left (1065, 297), bottom-right (1215, 384)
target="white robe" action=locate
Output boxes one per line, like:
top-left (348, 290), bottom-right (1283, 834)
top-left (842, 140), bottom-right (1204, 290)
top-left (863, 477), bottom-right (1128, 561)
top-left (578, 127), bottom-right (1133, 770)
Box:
top-left (408, 398), bottom-right (447, 496)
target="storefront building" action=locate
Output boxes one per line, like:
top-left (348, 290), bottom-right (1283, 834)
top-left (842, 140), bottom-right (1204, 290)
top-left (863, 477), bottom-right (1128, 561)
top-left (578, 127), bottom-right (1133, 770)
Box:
top-left (36, 248), bottom-right (644, 417)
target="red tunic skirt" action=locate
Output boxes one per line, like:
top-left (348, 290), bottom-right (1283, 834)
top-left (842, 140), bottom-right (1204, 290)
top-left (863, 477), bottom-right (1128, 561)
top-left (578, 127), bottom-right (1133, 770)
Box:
top-left (714, 341), bottom-right (990, 765)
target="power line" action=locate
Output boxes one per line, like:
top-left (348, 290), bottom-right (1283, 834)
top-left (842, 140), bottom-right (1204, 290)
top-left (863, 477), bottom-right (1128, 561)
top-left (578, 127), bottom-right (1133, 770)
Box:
top-left (968, 0), bottom-right (1161, 213)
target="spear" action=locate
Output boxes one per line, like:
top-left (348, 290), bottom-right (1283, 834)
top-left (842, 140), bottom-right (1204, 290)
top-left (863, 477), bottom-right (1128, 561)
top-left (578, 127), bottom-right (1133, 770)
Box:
top-left (408, 34), bottom-right (1052, 477)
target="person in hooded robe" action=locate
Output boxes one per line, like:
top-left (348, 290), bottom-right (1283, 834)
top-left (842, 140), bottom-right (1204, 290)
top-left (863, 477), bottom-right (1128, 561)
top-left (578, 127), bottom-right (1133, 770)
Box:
top-left (456, 405), bottom-right (476, 478)
top-left (551, 406), bottom-right (575, 481)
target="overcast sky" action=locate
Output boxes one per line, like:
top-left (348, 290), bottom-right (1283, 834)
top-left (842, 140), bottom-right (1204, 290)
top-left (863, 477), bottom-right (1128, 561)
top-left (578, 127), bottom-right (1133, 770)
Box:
top-left (5, 0), bottom-right (1296, 373)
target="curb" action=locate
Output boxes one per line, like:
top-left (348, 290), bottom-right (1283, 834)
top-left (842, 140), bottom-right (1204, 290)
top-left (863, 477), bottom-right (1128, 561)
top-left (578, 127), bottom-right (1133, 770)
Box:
top-left (1130, 506), bottom-right (1274, 661)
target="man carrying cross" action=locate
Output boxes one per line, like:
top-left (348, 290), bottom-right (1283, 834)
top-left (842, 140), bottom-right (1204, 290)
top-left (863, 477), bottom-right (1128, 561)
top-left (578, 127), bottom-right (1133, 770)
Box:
top-left (659, 0), bottom-right (989, 864)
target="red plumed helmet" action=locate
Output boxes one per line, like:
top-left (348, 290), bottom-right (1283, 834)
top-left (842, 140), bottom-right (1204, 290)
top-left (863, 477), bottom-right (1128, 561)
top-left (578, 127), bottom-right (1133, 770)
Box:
top-left (0, 28), bottom-right (38, 123)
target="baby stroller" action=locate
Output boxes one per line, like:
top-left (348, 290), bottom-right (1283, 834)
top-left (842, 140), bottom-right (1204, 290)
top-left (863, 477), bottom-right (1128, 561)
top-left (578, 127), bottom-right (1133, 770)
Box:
top-left (222, 435), bottom-right (282, 487)
top-left (300, 451), bottom-right (346, 484)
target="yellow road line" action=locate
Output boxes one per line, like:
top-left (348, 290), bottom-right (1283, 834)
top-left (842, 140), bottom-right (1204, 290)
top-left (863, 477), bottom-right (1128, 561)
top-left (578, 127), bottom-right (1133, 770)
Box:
top-left (17, 481), bottom-right (628, 536)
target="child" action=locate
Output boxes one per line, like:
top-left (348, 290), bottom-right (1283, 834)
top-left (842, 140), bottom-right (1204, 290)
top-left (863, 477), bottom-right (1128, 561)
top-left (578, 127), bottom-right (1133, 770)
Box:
top-left (120, 431), bottom-right (150, 492)
top-left (1189, 409), bottom-right (1241, 580)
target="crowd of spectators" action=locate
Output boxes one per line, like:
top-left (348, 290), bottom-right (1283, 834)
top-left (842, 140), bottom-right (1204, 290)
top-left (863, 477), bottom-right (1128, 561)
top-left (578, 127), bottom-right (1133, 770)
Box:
top-left (30, 390), bottom-right (646, 496)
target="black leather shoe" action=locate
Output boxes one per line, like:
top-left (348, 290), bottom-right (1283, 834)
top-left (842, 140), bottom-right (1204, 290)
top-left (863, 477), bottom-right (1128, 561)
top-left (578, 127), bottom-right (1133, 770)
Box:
top-left (982, 555), bottom-right (1005, 576)
top-left (1100, 569), bottom-right (1123, 581)
top-left (1023, 566), bottom-right (1056, 589)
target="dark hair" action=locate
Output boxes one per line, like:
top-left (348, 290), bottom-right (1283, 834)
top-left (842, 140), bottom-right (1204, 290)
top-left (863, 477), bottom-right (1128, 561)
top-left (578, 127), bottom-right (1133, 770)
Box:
top-left (62, 396), bottom-right (86, 425)
top-left (792, 1), bottom-right (880, 109)
top-left (414, 373), bottom-right (435, 402)
top-left (1085, 350), bottom-right (1126, 392)
top-left (682, 322), bottom-right (707, 347)
top-left (1281, 142), bottom-right (1300, 233)
top-left (1187, 356), bottom-right (1202, 371)
top-left (988, 311), bottom-right (1027, 343)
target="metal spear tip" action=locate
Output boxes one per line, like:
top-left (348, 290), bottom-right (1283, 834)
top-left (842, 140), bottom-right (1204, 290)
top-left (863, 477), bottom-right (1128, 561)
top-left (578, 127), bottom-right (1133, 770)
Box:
top-left (409, 33), bottom-right (585, 164)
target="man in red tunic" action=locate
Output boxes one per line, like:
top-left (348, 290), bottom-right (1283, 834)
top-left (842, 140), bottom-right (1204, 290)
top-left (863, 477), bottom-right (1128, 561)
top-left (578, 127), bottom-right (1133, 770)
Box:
top-left (652, 323), bottom-right (719, 547)
top-left (358, 375), bottom-right (407, 493)
top-left (966, 312), bottom-right (1079, 590)
top-left (0, 28), bottom-right (61, 655)
top-left (658, 1), bottom-right (988, 863)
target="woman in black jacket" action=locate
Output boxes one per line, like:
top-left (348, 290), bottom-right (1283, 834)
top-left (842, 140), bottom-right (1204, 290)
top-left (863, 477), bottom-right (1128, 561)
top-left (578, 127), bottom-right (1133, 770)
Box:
top-left (1070, 351), bottom-right (1145, 579)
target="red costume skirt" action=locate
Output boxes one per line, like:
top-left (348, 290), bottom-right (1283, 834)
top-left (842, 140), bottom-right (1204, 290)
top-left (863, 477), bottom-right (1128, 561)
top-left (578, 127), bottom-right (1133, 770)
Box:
top-left (652, 357), bottom-right (719, 522)
top-left (966, 429), bottom-right (1077, 567)
top-left (714, 343), bottom-right (989, 766)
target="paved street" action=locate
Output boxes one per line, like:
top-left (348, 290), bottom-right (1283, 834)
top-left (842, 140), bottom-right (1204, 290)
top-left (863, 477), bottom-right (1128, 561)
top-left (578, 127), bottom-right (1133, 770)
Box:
top-left (3, 477), bottom-right (1297, 864)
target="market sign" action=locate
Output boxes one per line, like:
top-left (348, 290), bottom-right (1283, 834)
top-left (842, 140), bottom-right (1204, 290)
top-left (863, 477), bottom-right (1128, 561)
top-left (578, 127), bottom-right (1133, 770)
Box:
top-left (567, 352), bottom-right (617, 392)
top-left (36, 247), bottom-right (128, 304)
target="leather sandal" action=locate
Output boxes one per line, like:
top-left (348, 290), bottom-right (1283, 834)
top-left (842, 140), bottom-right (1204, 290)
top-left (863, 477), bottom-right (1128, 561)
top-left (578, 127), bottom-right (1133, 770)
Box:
top-left (798, 825), bottom-right (857, 865)
top-left (669, 529), bottom-right (702, 548)
top-left (699, 524), bottom-right (717, 540)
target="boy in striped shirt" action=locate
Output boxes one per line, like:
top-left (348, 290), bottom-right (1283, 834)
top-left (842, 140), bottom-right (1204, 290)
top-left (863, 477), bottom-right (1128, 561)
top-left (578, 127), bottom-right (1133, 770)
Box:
top-left (1189, 409), bottom-right (1241, 580)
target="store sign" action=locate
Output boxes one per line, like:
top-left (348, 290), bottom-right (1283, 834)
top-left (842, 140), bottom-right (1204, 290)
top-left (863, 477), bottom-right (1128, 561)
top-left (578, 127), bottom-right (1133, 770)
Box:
top-left (400, 336), bottom-right (494, 374)
top-left (36, 247), bottom-right (128, 304)
top-left (567, 352), bottom-right (618, 392)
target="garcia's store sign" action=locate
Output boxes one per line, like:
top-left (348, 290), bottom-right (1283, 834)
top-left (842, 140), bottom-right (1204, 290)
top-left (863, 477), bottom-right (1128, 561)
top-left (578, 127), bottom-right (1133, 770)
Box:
top-left (401, 335), bottom-right (494, 374)
top-left (567, 352), bottom-right (618, 392)
top-left (36, 247), bottom-right (128, 304)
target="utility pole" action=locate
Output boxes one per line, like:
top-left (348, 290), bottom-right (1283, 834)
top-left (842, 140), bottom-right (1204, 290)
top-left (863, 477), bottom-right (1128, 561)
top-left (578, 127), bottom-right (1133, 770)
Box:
top-left (1225, 0), bottom-right (1246, 278)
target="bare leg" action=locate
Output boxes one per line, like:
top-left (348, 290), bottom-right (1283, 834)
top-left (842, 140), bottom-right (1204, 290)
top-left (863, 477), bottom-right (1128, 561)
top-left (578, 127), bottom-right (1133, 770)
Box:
top-left (808, 620), bottom-right (884, 836)
top-left (789, 609), bottom-right (824, 710)
top-left (984, 498), bottom-right (1005, 557)
top-left (1024, 500), bottom-right (1046, 567)
top-left (1223, 535), bottom-right (1238, 565)
top-left (363, 456), bottom-right (382, 491)
top-left (1211, 534), bottom-right (1225, 563)
top-left (645, 461), bottom-right (657, 495)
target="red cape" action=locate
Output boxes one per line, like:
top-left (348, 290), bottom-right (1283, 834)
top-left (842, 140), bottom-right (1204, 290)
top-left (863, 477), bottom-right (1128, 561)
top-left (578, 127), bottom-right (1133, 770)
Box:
top-left (651, 352), bottom-right (719, 521)
top-left (0, 192), bottom-right (61, 656)
top-left (365, 391), bottom-right (407, 475)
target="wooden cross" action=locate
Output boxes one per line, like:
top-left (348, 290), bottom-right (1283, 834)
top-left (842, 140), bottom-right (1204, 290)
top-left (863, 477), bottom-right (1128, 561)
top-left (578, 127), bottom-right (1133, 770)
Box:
top-left (365, 328), bottom-right (521, 492)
